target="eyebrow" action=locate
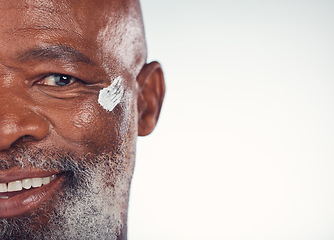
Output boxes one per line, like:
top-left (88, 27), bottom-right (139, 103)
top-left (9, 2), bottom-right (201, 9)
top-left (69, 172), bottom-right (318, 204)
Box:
top-left (17, 45), bottom-right (95, 65)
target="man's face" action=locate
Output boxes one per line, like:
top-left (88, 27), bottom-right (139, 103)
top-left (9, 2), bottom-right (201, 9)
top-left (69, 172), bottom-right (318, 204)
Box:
top-left (0, 0), bottom-right (164, 239)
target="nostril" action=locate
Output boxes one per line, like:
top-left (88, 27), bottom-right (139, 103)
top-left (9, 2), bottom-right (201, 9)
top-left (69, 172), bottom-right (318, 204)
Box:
top-left (5, 135), bottom-right (37, 149)
top-left (21, 135), bottom-right (36, 141)
top-left (17, 134), bottom-right (36, 143)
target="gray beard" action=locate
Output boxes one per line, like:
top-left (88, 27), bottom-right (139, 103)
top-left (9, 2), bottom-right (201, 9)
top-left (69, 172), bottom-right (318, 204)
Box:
top-left (0, 147), bottom-right (134, 240)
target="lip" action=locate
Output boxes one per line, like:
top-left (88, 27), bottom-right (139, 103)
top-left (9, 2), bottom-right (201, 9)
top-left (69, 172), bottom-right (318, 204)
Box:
top-left (0, 167), bottom-right (60, 183)
top-left (0, 169), bottom-right (65, 218)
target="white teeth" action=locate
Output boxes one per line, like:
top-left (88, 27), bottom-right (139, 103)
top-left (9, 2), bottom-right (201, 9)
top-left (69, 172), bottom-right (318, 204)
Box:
top-left (42, 177), bottom-right (51, 185)
top-left (8, 181), bottom-right (23, 192)
top-left (0, 183), bottom-right (7, 193)
top-left (31, 178), bottom-right (42, 188)
top-left (0, 175), bottom-right (56, 194)
top-left (22, 179), bottom-right (32, 190)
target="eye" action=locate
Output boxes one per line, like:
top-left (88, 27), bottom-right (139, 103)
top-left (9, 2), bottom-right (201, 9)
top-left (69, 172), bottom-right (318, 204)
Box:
top-left (38, 74), bottom-right (77, 86)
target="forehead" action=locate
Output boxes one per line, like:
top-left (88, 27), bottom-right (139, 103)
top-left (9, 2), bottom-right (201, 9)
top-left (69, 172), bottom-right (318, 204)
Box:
top-left (0, 0), bottom-right (103, 41)
top-left (0, 0), bottom-right (126, 74)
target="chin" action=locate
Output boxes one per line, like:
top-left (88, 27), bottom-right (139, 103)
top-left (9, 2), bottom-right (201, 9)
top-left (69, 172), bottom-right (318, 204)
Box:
top-left (0, 149), bottom-right (135, 240)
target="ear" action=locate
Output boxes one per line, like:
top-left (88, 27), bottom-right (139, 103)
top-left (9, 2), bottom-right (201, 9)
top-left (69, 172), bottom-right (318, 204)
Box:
top-left (137, 61), bottom-right (165, 136)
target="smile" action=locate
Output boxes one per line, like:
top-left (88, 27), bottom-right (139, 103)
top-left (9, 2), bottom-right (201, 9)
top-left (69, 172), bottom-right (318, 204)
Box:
top-left (0, 171), bottom-right (65, 218)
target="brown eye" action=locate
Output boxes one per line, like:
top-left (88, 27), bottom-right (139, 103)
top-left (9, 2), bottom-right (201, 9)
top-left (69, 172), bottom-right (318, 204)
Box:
top-left (39, 74), bottom-right (76, 86)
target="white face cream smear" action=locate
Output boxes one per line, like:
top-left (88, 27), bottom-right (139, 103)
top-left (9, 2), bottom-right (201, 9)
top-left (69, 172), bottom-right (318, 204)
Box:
top-left (98, 76), bottom-right (124, 112)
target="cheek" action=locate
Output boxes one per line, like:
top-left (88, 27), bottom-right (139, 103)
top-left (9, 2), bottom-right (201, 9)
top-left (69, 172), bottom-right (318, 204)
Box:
top-left (45, 95), bottom-right (134, 154)
top-left (72, 104), bottom-right (96, 130)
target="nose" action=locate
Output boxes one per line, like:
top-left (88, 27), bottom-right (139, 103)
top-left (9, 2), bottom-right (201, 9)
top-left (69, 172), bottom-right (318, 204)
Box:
top-left (0, 107), bottom-right (50, 151)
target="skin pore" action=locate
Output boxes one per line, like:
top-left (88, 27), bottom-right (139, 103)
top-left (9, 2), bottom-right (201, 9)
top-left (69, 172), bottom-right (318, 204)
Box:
top-left (0, 0), bottom-right (165, 239)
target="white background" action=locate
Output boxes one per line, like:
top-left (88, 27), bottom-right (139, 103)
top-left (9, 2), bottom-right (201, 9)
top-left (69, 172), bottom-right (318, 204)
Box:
top-left (128, 1), bottom-right (334, 239)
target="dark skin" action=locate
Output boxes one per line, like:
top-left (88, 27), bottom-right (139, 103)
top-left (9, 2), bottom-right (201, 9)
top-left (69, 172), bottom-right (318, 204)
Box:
top-left (0, 0), bottom-right (165, 239)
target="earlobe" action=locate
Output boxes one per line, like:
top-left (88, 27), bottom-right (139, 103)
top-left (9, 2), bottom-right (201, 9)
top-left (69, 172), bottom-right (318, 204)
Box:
top-left (137, 61), bottom-right (165, 136)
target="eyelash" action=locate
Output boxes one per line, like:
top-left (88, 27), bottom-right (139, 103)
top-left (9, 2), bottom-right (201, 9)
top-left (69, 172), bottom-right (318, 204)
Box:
top-left (38, 73), bottom-right (79, 87)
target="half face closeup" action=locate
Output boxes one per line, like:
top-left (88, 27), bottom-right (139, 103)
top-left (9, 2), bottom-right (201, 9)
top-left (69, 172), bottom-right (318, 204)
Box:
top-left (0, 0), bottom-right (165, 239)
